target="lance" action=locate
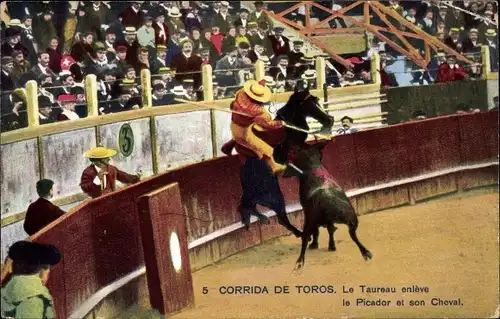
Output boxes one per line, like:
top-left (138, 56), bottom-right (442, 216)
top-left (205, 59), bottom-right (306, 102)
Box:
top-left (174, 98), bottom-right (334, 140)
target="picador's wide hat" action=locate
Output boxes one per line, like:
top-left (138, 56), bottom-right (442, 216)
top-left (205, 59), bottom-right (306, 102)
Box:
top-left (243, 79), bottom-right (272, 103)
top-left (9, 241), bottom-right (61, 266)
top-left (84, 146), bottom-right (117, 158)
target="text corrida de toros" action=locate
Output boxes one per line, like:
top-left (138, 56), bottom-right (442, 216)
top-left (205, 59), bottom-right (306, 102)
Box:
top-left (218, 285), bottom-right (336, 294)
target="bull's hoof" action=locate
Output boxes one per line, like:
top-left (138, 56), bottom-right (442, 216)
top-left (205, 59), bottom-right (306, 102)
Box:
top-left (309, 242), bottom-right (318, 250)
top-left (363, 250), bottom-right (373, 261)
top-left (328, 245), bottom-right (336, 251)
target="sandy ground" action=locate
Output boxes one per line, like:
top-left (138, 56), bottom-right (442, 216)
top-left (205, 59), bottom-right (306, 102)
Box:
top-left (157, 190), bottom-right (498, 319)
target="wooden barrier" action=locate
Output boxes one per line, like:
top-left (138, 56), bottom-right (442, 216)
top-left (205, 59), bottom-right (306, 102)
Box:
top-left (7, 111), bottom-right (493, 319)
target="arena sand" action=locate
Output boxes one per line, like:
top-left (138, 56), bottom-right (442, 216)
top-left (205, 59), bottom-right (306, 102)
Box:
top-left (137, 190), bottom-right (500, 319)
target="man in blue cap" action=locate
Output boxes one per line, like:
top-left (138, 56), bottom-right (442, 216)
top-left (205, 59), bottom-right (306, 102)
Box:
top-left (1, 241), bottom-right (61, 318)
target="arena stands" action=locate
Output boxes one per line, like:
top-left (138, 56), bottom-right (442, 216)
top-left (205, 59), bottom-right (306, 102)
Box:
top-left (0, 0), bottom-right (497, 132)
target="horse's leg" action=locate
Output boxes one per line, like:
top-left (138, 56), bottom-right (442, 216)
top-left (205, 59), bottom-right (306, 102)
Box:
top-left (295, 217), bottom-right (317, 270)
top-left (348, 219), bottom-right (373, 260)
top-left (249, 208), bottom-right (270, 224)
top-left (327, 223), bottom-right (337, 251)
top-left (309, 227), bottom-right (319, 250)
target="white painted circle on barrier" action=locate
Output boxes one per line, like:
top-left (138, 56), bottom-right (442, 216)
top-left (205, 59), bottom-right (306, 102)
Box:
top-left (170, 232), bottom-right (182, 272)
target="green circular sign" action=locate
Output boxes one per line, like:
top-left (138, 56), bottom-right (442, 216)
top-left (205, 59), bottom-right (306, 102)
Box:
top-left (118, 123), bottom-right (134, 157)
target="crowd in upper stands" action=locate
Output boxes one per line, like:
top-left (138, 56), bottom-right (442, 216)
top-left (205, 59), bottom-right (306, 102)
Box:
top-left (0, 0), bottom-right (498, 132)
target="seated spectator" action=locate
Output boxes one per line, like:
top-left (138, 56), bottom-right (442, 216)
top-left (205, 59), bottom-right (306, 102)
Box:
top-left (57, 94), bottom-right (80, 121)
top-left (134, 47), bottom-right (150, 73)
top-left (183, 3), bottom-right (203, 33)
top-left (464, 2), bottom-right (482, 30)
top-left (444, 28), bottom-right (464, 52)
top-left (418, 10), bottom-right (437, 35)
top-left (80, 146), bottom-right (141, 199)
top-left (435, 55), bottom-right (469, 83)
top-left (153, 67), bottom-right (176, 91)
top-left (152, 82), bottom-right (169, 106)
top-left (80, 1), bottom-right (114, 42)
top-left (151, 44), bottom-right (168, 74)
top-left (111, 45), bottom-right (130, 75)
top-left (288, 40), bottom-right (305, 76)
top-left (23, 179), bottom-right (66, 236)
top-left (171, 85), bottom-right (190, 103)
top-left (444, 6), bottom-right (465, 31)
top-left (38, 96), bottom-right (57, 125)
top-left (337, 116), bottom-right (359, 135)
top-left (87, 42), bottom-right (113, 75)
top-left (1, 27), bottom-right (26, 64)
top-left (210, 25), bottom-right (224, 57)
top-left (45, 37), bottom-right (62, 74)
top-left (462, 28), bottom-right (482, 53)
top-left (485, 29), bottom-right (498, 72)
top-left (11, 50), bottom-right (31, 79)
top-left (270, 55), bottom-right (294, 92)
top-left (301, 69), bottom-right (317, 90)
top-left (1, 56), bottom-right (16, 91)
top-left (222, 25), bottom-right (237, 53)
top-left (237, 42), bottom-right (252, 64)
top-left (71, 31), bottom-right (94, 63)
top-left (263, 75), bottom-right (277, 93)
top-left (152, 11), bottom-right (169, 46)
top-left (235, 26), bottom-right (251, 47)
top-left (269, 27), bottom-right (290, 60)
top-left (171, 38), bottom-right (203, 89)
top-left (340, 70), bottom-right (365, 87)
top-left (250, 1), bottom-right (273, 29)
top-left (165, 29), bottom-right (182, 66)
top-left (215, 46), bottom-right (247, 96)
top-left (436, 20), bottom-right (446, 35)
top-left (120, 1), bottom-right (145, 29)
top-left (234, 8), bottom-right (250, 28)
top-left (405, 7), bottom-right (418, 24)
top-left (0, 241), bottom-right (61, 319)
top-left (181, 78), bottom-right (199, 101)
top-left (166, 7), bottom-right (185, 34)
top-left (116, 27), bottom-right (141, 65)
top-left (214, 1), bottom-right (233, 35)
top-left (479, 10), bottom-right (496, 42)
top-left (137, 15), bottom-right (156, 49)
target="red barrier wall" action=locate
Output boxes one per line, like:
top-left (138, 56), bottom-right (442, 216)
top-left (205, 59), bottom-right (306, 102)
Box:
top-left (31, 111), bottom-right (499, 318)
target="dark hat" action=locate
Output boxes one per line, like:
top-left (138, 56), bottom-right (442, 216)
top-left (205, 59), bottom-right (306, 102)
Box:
top-left (5, 27), bottom-right (20, 38)
top-left (1, 56), bottom-right (14, 65)
top-left (277, 54), bottom-right (289, 61)
top-left (200, 47), bottom-right (210, 54)
top-left (293, 40), bottom-right (304, 45)
top-left (274, 27), bottom-right (285, 33)
top-left (11, 50), bottom-right (23, 57)
top-left (102, 68), bottom-right (117, 77)
top-left (144, 15), bottom-right (152, 21)
top-left (152, 11), bottom-right (163, 19)
top-left (38, 96), bottom-right (52, 108)
top-left (238, 42), bottom-right (250, 49)
top-left (239, 8), bottom-right (249, 13)
top-left (105, 28), bottom-right (116, 35)
top-left (9, 241), bottom-right (61, 266)
top-left (71, 86), bottom-right (85, 95)
top-left (153, 83), bottom-right (165, 91)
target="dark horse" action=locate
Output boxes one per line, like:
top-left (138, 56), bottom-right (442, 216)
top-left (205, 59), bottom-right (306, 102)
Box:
top-left (283, 143), bottom-right (373, 270)
top-left (273, 86), bottom-right (334, 165)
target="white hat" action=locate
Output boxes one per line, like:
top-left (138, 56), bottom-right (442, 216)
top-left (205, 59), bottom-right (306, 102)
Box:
top-left (168, 7), bottom-right (182, 18)
top-left (123, 27), bottom-right (137, 35)
top-left (220, 1), bottom-right (229, 6)
top-left (301, 69), bottom-right (317, 80)
top-left (263, 76), bottom-right (276, 87)
top-left (8, 19), bottom-right (22, 27)
top-left (171, 85), bottom-right (187, 95)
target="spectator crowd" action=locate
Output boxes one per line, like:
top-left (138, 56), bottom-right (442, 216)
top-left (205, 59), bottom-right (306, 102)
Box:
top-left (0, 0), bottom-right (498, 132)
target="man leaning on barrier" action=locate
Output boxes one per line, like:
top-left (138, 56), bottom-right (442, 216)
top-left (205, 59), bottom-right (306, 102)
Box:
top-left (80, 147), bottom-right (141, 199)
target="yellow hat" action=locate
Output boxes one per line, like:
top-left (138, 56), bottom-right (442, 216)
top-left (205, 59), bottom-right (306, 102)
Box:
top-left (243, 79), bottom-right (271, 103)
top-left (83, 147), bottom-right (117, 159)
top-left (158, 67), bottom-right (171, 74)
top-left (450, 27), bottom-right (460, 32)
top-left (156, 44), bottom-right (168, 51)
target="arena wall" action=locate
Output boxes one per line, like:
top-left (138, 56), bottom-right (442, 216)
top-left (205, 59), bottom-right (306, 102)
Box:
top-left (0, 83), bottom-right (384, 260)
top-left (20, 111), bottom-right (497, 319)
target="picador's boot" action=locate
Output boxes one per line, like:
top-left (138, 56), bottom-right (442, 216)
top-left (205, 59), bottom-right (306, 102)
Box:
top-left (264, 155), bottom-right (287, 174)
top-left (238, 205), bottom-right (252, 230)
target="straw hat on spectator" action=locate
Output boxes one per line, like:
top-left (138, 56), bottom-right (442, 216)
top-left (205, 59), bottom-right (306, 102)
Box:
top-left (182, 78), bottom-right (194, 86)
top-left (485, 29), bottom-right (497, 37)
top-left (84, 146), bottom-right (117, 159)
top-left (259, 56), bottom-right (271, 65)
top-left (263, 76), bottom-right (276, 87)
top-left (302, 53), bottom-right (315, 62)
top-left (171, 85), bottom-right (187, 96)
top-left (301, 69), bottom-right (317, 81)
top-left (7, 19), bottom-right (22, 27)
top-left (247, 21), bottom-right (258, 28)
top-left (469, 28), bottom-right (478, 34)
top-left (156, 44), bottom-right (168, 51)
top-left (243, 79), bottom-right (271, 103)
top-left (158, 67), bottom-right (172, 74)
top-left (220, 1), bottom-right (229, 7)
top-left (94, 42), bottom-right (106, 52)
top-left (168, 7), bottom-right (182, 18)
top-left (123, 27), bottom-right (137, 35)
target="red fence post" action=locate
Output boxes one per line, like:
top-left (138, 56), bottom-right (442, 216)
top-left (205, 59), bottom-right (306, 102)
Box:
top-left (137, 182), bottom-right (194, 315)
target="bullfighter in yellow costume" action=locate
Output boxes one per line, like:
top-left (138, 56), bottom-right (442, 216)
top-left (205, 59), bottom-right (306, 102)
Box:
top-left (221, 79), bottom-right (303, 237)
